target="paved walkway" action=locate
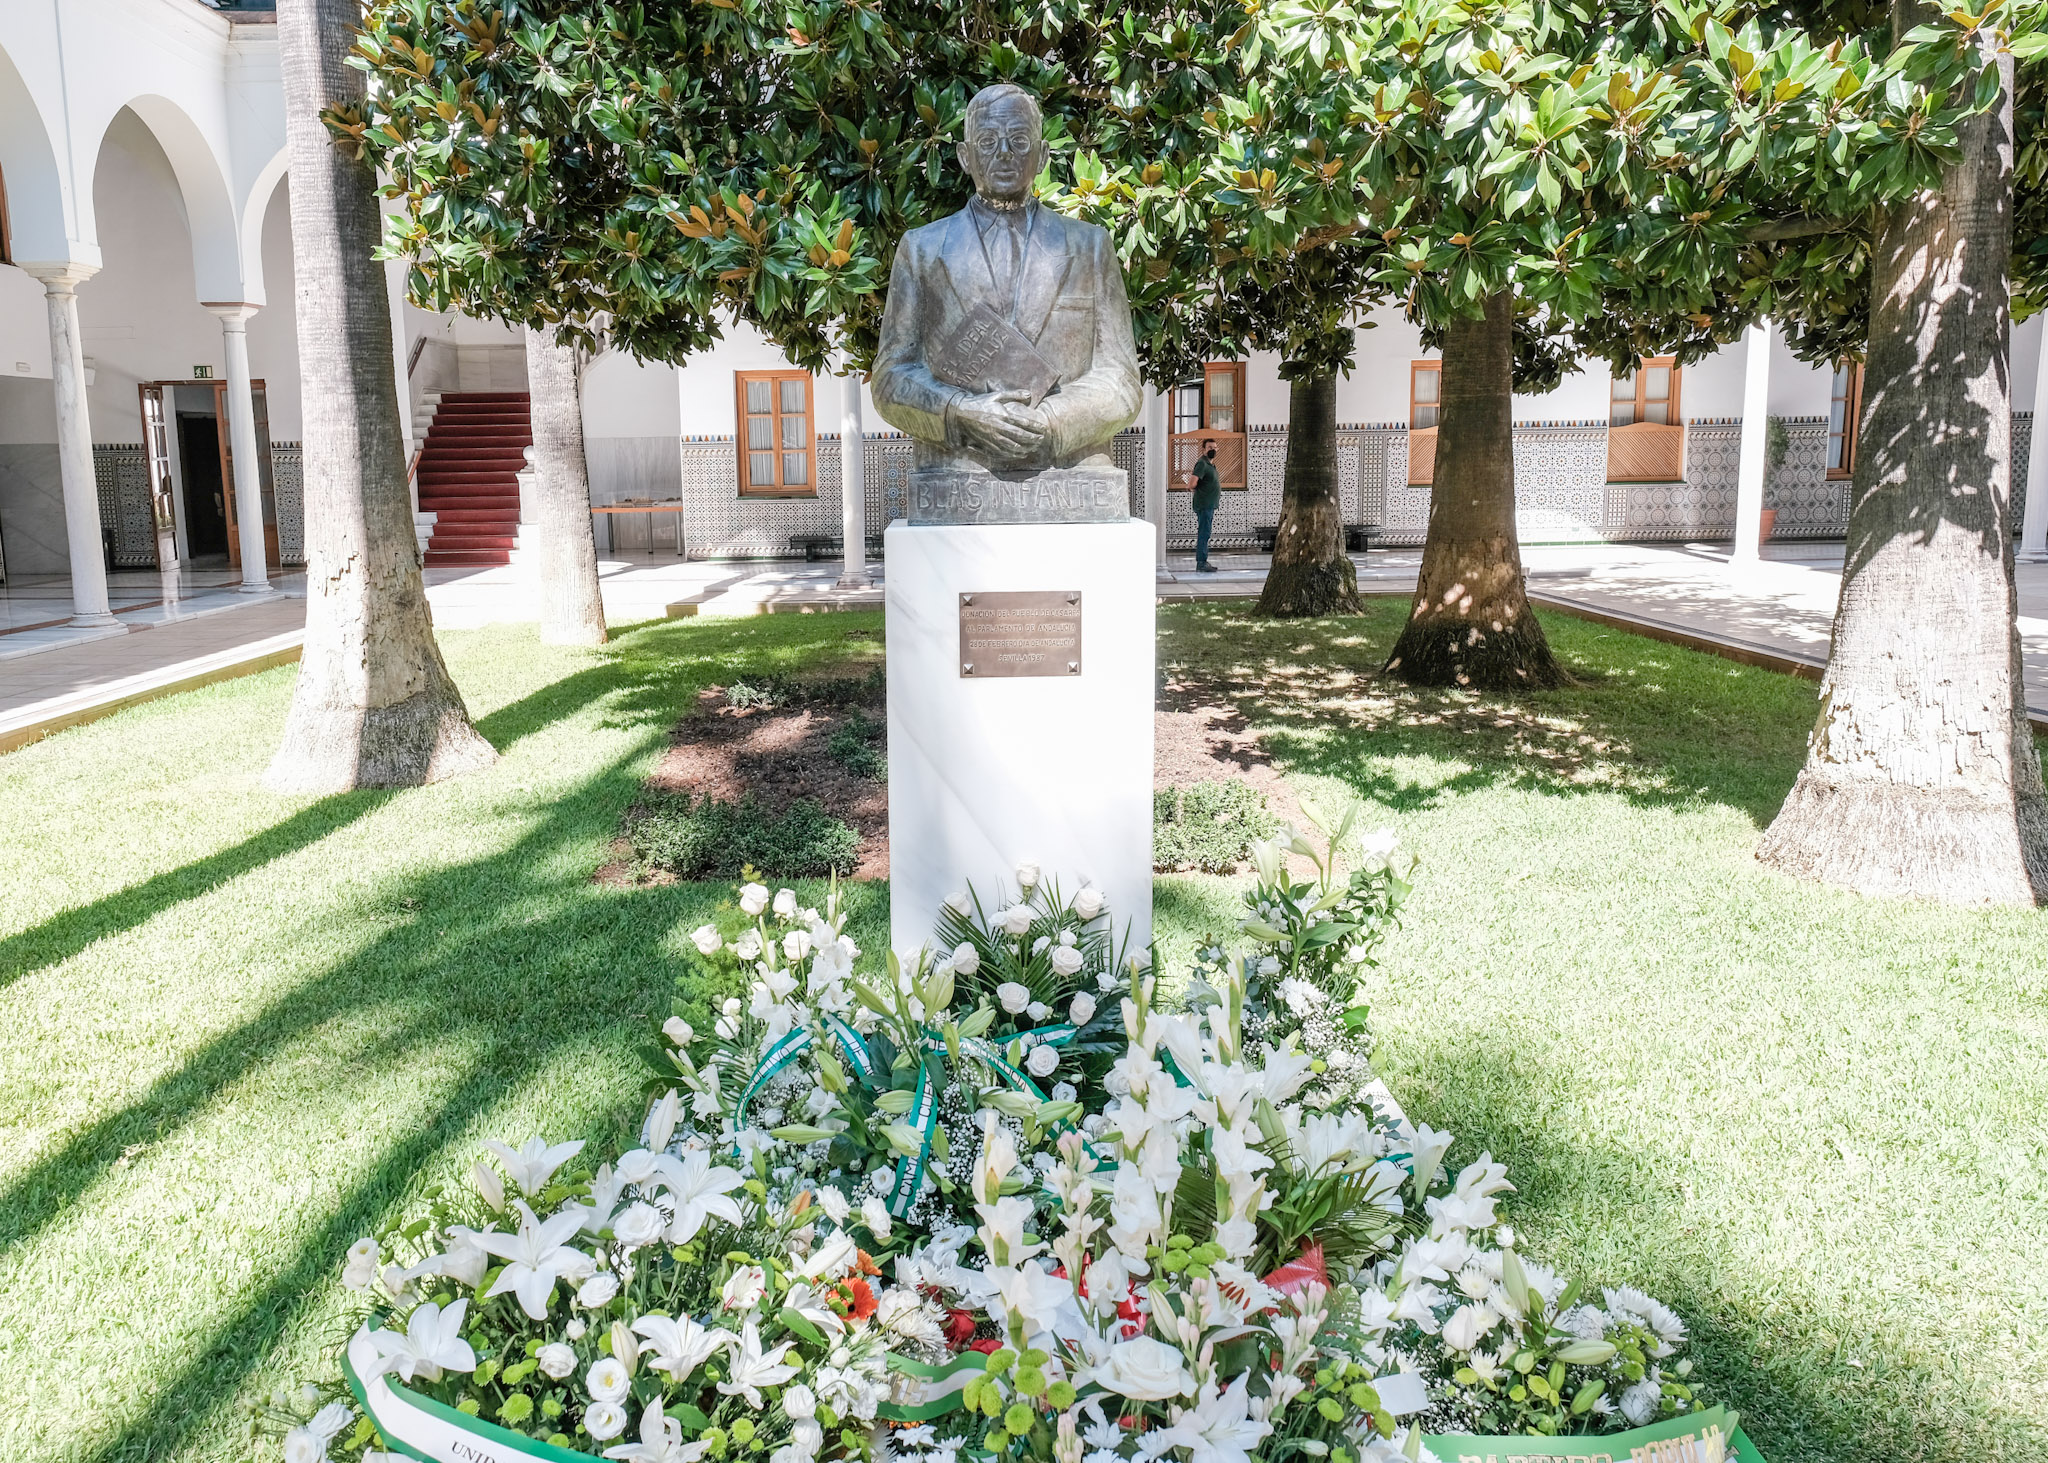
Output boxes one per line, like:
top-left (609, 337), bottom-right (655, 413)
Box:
top-left (10, 540), bottom-right (2048, 752)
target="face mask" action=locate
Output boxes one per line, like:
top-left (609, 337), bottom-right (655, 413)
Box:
top-left (1205, 449), bottom-right (1216, 460)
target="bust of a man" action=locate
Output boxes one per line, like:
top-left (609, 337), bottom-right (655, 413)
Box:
top-left (871, 84), bottom-right (1141, 519)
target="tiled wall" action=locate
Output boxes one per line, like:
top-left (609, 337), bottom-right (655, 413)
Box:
top-left (90, 442), bottom-right (308, 569)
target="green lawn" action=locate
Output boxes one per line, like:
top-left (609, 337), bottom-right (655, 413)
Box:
top-left (0, 603), bottom-right (2041, 1463)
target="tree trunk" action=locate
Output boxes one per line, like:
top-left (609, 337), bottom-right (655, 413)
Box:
top-left (524, 327), bottom-right (607, 647)
top-left (263, 0), bottom-right (494, 792)
top-left (1756, 28), bottom-right (2048, 904)
top-left (1255, 370), bottom-right (1361, 618)
top-left (1383, 291), bottom-right (1565, 689)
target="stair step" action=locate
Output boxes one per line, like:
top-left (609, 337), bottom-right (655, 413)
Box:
top-left (438, 391), bottom-right (530, 403)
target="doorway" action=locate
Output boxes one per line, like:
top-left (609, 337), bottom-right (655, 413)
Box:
top-left (178, 411), bottom-right (229, 560)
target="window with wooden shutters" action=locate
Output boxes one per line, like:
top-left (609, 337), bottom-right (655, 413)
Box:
top-left (1606, 357), bottom-right (1684, 482)
top-left (735, 370), bottom-right (815, 497)
top-left (1407, 362), bottom-right (1441, 484)
top-left (1169, 362), bottom-right (1248, 488)
top-left (1827, 363), bottom-right (1862, 478)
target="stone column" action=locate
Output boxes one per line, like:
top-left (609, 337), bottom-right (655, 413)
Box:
top-left (837, 370), bottom-right (871, 588)
top-left (22, 263), bottom-right (115, 625)
top-left (2019, 317), bottom-right (2048, 561)
top-left (206, 304), bottom-right (271, 591)
top-left (1143, 385), bottom-right (1170, 576)
top-left (1732, 318), bottom-right (1772, 566)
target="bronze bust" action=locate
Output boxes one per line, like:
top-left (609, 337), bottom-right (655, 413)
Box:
top-left (871, 84), bottom-right (1142, 524)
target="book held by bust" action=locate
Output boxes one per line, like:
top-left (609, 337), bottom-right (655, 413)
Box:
top-left (929, 301), bottom-right (1060, 405)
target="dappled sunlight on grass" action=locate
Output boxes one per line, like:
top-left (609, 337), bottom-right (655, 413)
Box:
top-left (0, 612), bottom-right (890, 1463)
top-left (1154, 599), bottom-right (2048, 1463)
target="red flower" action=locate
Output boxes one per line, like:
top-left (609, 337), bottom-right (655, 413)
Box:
top-left (966, 1337), bottom-right (1003, 1355)
top-left (944, 1309), bottom-right (979, 1346)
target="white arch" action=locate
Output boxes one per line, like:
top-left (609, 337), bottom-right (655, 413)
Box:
top-left (0, 40), bottom-right (80, 265)
top-left (100, 92), bottom-right (248, 303)
top-left (236, 144), bottom-right (290, 305)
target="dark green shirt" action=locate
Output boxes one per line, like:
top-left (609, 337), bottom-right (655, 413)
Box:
top-left (1190, 455), bottom-right (1222, 512)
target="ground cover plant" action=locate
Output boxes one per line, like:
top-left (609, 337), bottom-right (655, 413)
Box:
top-left (1152, 780), bottom-right (1279, 873)
top-left (0, 603), bottom-right (2042, 1463)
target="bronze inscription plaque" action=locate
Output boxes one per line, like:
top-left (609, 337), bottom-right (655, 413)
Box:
top-left (959, 591), bottom-right (1082, 678)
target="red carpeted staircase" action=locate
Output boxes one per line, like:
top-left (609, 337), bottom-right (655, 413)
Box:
top-left (417, 391), bottom-right (531, 567)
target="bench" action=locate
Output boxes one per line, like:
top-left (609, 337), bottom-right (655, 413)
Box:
top-left (788, 534), bottom-right (884, 562)
top-left (1252, 524), bottom-right (1381, 555)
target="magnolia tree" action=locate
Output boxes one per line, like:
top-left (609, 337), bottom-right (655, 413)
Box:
top-left (1744, 0), bottom-right (2048, 903)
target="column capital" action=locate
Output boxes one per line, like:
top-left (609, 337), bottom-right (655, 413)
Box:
top-left (17, 260), bottom-right (100, 293)
top-left (202, 301), bottom-right (262, 326)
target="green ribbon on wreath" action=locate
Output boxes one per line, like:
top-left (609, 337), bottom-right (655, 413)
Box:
top-left (729, 1014), bottom-right (876, 1159)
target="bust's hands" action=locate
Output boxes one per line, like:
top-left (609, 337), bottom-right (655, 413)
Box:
top-left (955, 390), bottom-right (1050, 459)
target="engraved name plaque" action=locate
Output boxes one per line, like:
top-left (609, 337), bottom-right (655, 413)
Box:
top-left (959, 590), bottom-right (1082, 678)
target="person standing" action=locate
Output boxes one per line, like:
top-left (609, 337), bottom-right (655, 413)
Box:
top-left (1189, 437), bottom-right (1222, 572)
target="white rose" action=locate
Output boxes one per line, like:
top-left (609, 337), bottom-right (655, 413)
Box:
top-left (567, 1319), bottom-right (587, 1340)
top-left (284, 1427), bottom-right (328, 1463)
top-left (950, 941), bottom-right (981, 977)
top-left (587, 1357), bottom-right (632, 1405)
top-left (1069, 993), bottom-right (1097, 1026)
top-left (691, 924), bottom-right (723, 956)
top-left (537, 1343), bottom-right (577, 1379)
top-left (1015, 861), bottom-right (1041, 888)
top-left (774, 888), bottom-right (799, 919)
top-left (860, 1195), bottom-right (894, 1240)
top-left (817, 1187), bottom-right (851, 1224)
top-left (998, 905), bottom-right (1034, 937)
top-left (784, 929), bottom-right (813, 963)
top-left (792, 1419), bottom-right (825, 1457)
top-left (996, 982), bottom-right (1031, 1015)
top-left (612, 1202), bottom-right (664, 1248)
top-left (1095, 1336), bottom-right (1194, 1400)
top-left (1032, 935), bottom-right (1052, 956)
top-left (1049, 945), bottom-right (1084, 977)
top-left (740, 883), bottom-right (771, 917)
top-left (662, 1016), bottom-right (695, 1045)
top-left (583, 1400), bottom-right (629, 1441)
top-left (944, 891), bottom-right (973, 916)
top-left (1072, 885), bottom-right (1105, 919)
top-left (577, 1272), bottom-right (620, 1309)
top-left (1025, 1044), bottom-right (1060, 1078)
top-left (1027, 1002), bottom-right (1052, 1022)
top-left (783, 1383), bottom-right (818, 1420)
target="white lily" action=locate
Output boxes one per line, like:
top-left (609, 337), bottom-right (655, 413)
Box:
top-left (632, 1313), bottom-right (735, 1384)
top-left (717, 1321), bottom-right (800, 1407)
top-left (781, 1281), bottom-right (848, 1336)
top-left (1165, 1375), bottom-right (1272, 1463)
top-left (604, 1401), bottom-right (713, 1463)
top-left (664, 1149), bottom-right (747, 1244)
top-left (484, 1137), bottom-right (586, 1197)
top-left (475, 1200), bottom-right (594, 1319)
top-left (366, 1299), bottom-right (477, 1383)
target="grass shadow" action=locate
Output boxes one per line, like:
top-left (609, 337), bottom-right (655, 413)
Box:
top-left (1157, 600), bottom-right (1813, 827)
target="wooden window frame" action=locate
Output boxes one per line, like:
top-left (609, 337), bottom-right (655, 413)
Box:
top-left (1610, 356), bottom-right (1681, 427)
top-left (1827, 362), bottom-right (1862, 480)
top-left (1169, 361), bottom-right (1249, 490)
top-left (1407, 361), bottom-right (1441, 485)
top-left (734, 369), bottom-right (817, 498)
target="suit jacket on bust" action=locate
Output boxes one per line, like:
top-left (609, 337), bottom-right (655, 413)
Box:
top-left (871, 199), bottom-right (1143, 473)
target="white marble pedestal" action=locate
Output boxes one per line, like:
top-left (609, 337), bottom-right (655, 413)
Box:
top-left (885, 520), bottom-right (1155, 959)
